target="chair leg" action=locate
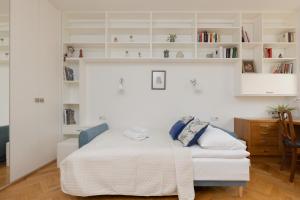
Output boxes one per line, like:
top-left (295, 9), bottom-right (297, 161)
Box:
top-left (280, 145), bottom-right (287, 170)
top-left (289, 148), bottom-right (297, 182)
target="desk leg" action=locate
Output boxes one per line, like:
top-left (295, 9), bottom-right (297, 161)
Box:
top-left (238, 186), bottom-right (243, 198)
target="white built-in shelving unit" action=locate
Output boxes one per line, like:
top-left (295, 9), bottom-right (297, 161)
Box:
top-left (61, 11), bottom-right (298, 135)
top-left (238, 12), bottom-right (298, 96)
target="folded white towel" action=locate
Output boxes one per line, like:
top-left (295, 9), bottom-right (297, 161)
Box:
top-left (123, 128), bottom-right (149, 141)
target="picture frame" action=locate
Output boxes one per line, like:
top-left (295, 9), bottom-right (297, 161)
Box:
top-left (151, 70), bottom-right (166, 90)
top-left (242, 60), bottom-right (255, 73)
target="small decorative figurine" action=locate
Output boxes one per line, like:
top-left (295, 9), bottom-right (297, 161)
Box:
top-left (163, 49), bottom-right (170, 58)
top-left (113, 37), bottom-right (118, 42)
top-left (67, 46), bottom-right (75, 57)
top-left (79, 49), bottom-right (83, 58)
top-left (0, 38), bottom-right (4, 44)
top-left (214, 50), bottom-right (219, 58)
top-left (129, 35), bottom-right (134, 42)
top-left (167, 33), bottom-right (177, 43)
top-left (125, 50), bottom-right (129, 57)
top-left (63, 53), bottom-right (67, 62)
top-left (138, 52), bottom-right (142, 58)
top-left (206, 53), bottom-right (214, 58)
top-left (278, 53), bottom-right (283, 58)
top-left (176, 51), bottom-right (184, 58)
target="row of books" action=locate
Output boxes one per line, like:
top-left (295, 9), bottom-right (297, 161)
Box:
top-left (272, 63), bottom-right (293, 74)
top-left (219, 47), bottom-right (238, 58)
top-left (241, 27), bottom-right (250, 42)
top-left (280, 32), bottom-right (295, 43)
top-left (64, 66), bottom-right (74, 81)
top-left (63, 108), bottom-right (76, 125)
top-left (197, 31), bottom-right (220, 43)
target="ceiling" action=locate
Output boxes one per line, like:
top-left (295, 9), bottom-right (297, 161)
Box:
top-left (49, 0), bottom-right (300, 11)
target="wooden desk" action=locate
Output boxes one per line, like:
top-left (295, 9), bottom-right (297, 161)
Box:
top-left (234, 118), bottom-right (300, 156)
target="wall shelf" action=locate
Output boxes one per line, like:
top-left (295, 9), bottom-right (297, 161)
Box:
top-left (61, 11), bottom-right (298, 136)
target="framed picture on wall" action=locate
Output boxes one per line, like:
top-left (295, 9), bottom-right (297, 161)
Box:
top-left (242, 60), bottom-right (256, 73)
top-left (151, 70), bottom-right (166, 90)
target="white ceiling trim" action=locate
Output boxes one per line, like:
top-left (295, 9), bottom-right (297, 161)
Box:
top-left (48, 0), bottom-right (300, 12)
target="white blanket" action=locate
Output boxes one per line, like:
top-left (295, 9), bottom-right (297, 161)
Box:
top-left (60, 130), bottom-right (194, 200)
top-left (189, 145), bottom-right (250, 159)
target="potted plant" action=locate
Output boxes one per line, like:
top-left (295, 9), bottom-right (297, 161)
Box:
top-left (267, 104), bottom-right (296, 119)
top-left (167, 33), bottom-right (177, 43)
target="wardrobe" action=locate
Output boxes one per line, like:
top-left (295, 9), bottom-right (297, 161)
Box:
top-left (10, 0), bottom-right (61, 181)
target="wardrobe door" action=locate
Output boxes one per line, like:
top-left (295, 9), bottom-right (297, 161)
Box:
top-left (10, 0), bottom-right (60, 182)
top-left (36, 0), bottom-right (60, 163)
top-left (10, 0), bottom-right (41, 181)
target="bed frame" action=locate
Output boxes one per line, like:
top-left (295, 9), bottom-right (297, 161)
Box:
top-left (194, 181), bottom-right (246, 197)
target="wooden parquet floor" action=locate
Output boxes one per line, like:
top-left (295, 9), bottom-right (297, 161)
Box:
top-left (0, 157), bottom-right (299, 200)
top-left (0, 163), bottom-right (9, 188)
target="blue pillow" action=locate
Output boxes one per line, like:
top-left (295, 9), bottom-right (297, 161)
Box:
top-left (79, 123), bottom-right (109, 148)
top-left (169, 116), bottom-right (194, 140)
top-left (169, 121), bottom-right (186, 140)
top-left (178, 119), bottom-right (209, 147)
top-left (211, 124), bottom-right (237, 138)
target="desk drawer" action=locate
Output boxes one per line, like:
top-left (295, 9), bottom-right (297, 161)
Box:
top-left (251, 122), bottom-right (279, 135)
top-left (251, 146), bottom-right (280, 156)
top-left (252, 136), bottom-right (278, 146)
top-left (251, 122), bottom-right (279, 146)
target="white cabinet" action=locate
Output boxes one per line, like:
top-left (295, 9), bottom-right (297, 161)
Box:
top-left (238, 74), bottom-right (298, 96)
top-left (10, 0), bottom-right (60, 181)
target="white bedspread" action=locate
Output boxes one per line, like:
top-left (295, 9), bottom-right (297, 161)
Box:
top-left (60, 130), bottom-right (195, 200)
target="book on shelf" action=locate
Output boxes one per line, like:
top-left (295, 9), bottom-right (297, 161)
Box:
top-left (198, 31), bottom-right (219, 43)
top-left (280, 32), bottom-right (295, 43)
top-left (222, 47), bottom-right (238, 58)
top-left (241, 27), bottom-right (250, 43)
top-left (63, 108), bottom-right (76, 125)
top-left (64, 66), bottom-right (74, 81)
top-left (272, 63), bottom-right (293, 74)
top-left (264, 48), bottom-right (272, 58)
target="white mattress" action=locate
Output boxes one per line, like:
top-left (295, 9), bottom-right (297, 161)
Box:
top-left (192, 158), bottom-right (250, 181)
top-left (188, 145), bottom-right (250, 159)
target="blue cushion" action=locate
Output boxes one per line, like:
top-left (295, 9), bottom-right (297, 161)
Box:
top-left (169, 121), bottom-right (186, 140)
top-left (178, 119), bottom-right (209, 147)
top-left (284, 138), bottom-right (300, 147)
top-left (0, 126), bottom-right (9, 162)
top-left (79, 123), bottom-right (109, 148)
top-left (169, 116), bottom-right (194, 140)
top-left (211, 125), bottom-right (237, 138)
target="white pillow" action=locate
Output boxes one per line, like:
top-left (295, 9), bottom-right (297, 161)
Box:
top-left (197, 125), bottom-right (247, 150)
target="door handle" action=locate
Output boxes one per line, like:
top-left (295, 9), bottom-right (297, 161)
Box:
top-left (34, 98), bottom-right (45, 103)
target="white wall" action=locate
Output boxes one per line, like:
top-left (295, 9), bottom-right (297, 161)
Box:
top-left (85, 62), bottom-right (296, 132)
top-left (10, 0), bottom-right (60, 181)
top-left (0, 65), bottom-right (9, 126)
top-left (296, 11), bottom-right (300, 109)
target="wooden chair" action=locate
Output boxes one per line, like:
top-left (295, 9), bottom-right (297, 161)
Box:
top-left (278, 110), bottom-right (300, 182)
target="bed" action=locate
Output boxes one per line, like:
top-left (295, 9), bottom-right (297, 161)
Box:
top-left (60, 124), bottom-right (250, 200)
